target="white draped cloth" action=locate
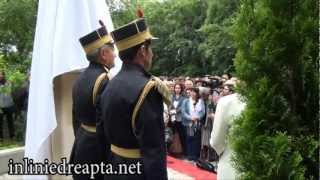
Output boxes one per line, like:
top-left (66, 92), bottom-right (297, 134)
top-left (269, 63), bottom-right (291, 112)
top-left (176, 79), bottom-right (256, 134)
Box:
top-left (24, 0), bottom-right (121, 179)
top-left (210, 93), bottom-right (246, 180)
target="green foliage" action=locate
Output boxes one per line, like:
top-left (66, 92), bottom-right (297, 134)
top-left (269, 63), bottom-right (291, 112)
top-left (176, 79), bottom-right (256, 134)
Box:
top-left (0, 55), bottom-right (27, 94)
top-left (0, 139), bottom-right (23, 150)
top-left (0, 0), bottom-right (37, 69)
top-left (230, 126), bottom-right (306, 179)
top-left (7, 70), bottom-right (26, 91)
top-left (149, 0), bottom-right (207, 76)
top-left (108, 0), bottom-right (240, 76)
top-left (0, 1), bottom-right (32, 144)
top-left (0, 0), bottom-right (36, 91)
top-left (198, 0), bottom-right (239, 75)
top-left (230, 0), bottom-right (319, 179)
top-left (108, 0), bottom-right (209, 76)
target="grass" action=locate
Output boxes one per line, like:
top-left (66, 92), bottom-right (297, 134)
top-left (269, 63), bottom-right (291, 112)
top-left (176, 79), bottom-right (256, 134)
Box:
top-left (0, 112), bottom-right (26, 150)
top-left (0, 139), bottom-right (23, 150)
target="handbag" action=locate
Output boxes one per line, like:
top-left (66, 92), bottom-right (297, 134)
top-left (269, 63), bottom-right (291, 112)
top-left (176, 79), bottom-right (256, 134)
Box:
top-left (186, 121), bottom-right (202, 137)
top-left (196, 159), bottom-right (217, 173)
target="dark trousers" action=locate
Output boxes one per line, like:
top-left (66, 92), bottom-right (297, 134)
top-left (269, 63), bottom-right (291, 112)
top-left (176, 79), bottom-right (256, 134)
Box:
top-left (70, 127), bottom-right (104, 180)
top-left (186, 129), bottom-right (201, 161)
top-left (105, 153), bottom-right (145, 180)
top-left (0, 106), bottom-right (15, 139)
top-left (174, 121), bottom-right (187, 156)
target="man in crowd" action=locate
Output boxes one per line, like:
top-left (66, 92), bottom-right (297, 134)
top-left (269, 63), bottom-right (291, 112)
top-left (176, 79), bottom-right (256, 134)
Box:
top-left (70, 21), bottom-right (115, 180)
top-left (98, 10), bottom-right (171, 180)
top-left (220, 80), bottom-right (235, 97)
top-left (184, 79), bottom-right (194, 97)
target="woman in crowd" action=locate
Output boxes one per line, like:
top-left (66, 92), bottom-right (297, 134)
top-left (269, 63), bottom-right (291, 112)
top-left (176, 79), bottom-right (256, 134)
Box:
top-left (169, 83), bottom-right (187, 157)
top-left (199, 87), bottom-right (217, 162)
top-left (182, 87), bottom-right (205, 162)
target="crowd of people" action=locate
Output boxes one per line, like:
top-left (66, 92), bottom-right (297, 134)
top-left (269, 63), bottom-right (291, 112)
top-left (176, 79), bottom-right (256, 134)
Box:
top-left (162, 74), bottom-right (238, 165)
top-left (0, 71), bottom-right (29, 141)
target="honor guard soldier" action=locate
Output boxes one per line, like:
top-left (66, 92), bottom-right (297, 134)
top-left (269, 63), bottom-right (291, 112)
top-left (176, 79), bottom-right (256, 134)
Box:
top-left (70, 21), bottom-right (115, 180)
top-left (97, 10), bottom-right (171, 180)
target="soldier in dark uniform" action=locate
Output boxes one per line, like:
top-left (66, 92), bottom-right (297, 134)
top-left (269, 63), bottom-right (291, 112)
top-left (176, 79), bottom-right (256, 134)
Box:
top-left (97, 10), bottom-right (171, 180)
top-left (70, 22), bottom-right (115, 180)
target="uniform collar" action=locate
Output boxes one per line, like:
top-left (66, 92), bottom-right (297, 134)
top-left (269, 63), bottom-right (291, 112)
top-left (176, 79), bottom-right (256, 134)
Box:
top-left (122, 62), bottom-right (151, 77)
top-left (89, 61), bottom-right (110, 72)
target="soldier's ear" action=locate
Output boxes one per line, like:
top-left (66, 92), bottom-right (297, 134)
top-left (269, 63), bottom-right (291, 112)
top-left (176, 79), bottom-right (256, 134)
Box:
top-left (99, 48), bottom-right (105, 59)
top-left (100, 47), bottom-right (109, 58)
top-left (139, 45), bottom-right (147, 57)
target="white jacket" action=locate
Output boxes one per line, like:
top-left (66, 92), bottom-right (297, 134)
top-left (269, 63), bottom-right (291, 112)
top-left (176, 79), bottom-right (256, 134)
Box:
top-left (210, 93), bottom-right (246, 180)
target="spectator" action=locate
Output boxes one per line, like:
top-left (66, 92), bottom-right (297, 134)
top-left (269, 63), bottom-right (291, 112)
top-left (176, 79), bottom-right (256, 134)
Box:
top-left (220, 80), bottom-right (235, 97)
top-left (166, 80), bottom-right (174, 94)
top-left (184, 79), bottom-right (194, 97)
top-left (222, 74), bottom-right (230, 81)
top-left (163, 102), bottom-right (173, 153)
top-left (182, 87), bottom-right (205, 161)
top-left (194, 78), bottom-right (203, 87)
top-left (12, 74), bottom-right (30, 140)
top-left (169, 83), bottom-right (187, 157)
top-left (0, 72), bottom-right (15, 139)
top-left (199, 87), bottom-right (217, 161)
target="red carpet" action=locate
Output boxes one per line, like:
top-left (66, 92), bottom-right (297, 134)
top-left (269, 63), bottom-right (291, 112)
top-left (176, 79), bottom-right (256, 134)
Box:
top-left (167, 156), bottom-right (217, 180)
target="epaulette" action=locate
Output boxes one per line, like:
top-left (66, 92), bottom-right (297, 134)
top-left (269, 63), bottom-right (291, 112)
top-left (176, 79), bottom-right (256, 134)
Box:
top-left (151, 76), bottom-right (172, 106)
top-left (131, 76), bottom-right (172, 135)
top-left (92, 68), bottom-right (112, 105)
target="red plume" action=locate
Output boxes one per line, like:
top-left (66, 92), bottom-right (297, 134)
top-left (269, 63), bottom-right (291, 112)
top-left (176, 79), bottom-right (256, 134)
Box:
top-left (137, 8), bottom-right (144, 18)
top-left (99, 20), bottom-right (105, 27)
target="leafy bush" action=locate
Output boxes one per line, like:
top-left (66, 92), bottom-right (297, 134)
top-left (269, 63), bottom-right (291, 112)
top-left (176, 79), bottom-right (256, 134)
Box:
top-left (230, 0), bottom-right (319, 179)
